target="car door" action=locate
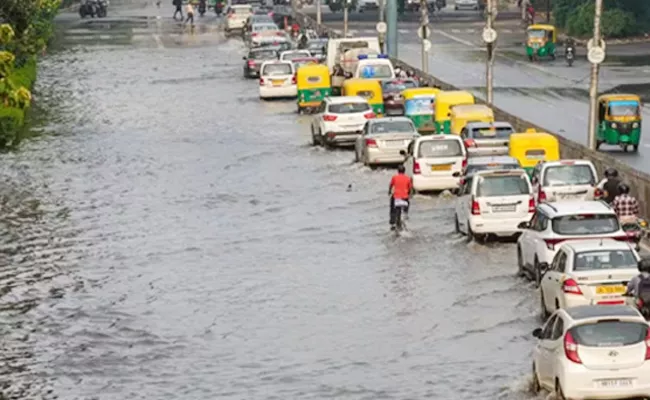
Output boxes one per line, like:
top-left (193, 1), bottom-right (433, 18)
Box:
top-left (531, 162), bottom-right (543, 202)
top-left (356, 122), bottom-right (369, 161)
top-left (530, 211), bottom-right (549, 266)
top-left (404, 139), bottom-right (416, 179)
top-left (455, 179), bottom-right (471, 232)
top-left (313, 101), bottom-right (326, 134)
top-left (541, 250), bottom-right (567, 312)
top-left (519, 212), bottom-right (539, 268)
top-left (535, 313), bottom-right (558, 387)
top-left (546, 315), bottom-right (565, 386)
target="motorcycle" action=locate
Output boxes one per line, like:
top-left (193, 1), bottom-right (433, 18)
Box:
top-left (215, 1), bottom-right (224, 15)
top-left (565, 45), bottom-right (575, 67)
top-left (199, 0), bottom-right (207, 15)
top-left (621, 217), bottom-right (647, 251)
top-left (79, 0), bottom-right (97, 18)
top-left (96, 0), bottom-right (109, 17)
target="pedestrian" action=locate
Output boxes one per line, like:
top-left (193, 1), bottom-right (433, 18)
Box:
top-left (172, 0), bottom-right (183, 20)
top-left (185, 2), bottom-right (195, 25)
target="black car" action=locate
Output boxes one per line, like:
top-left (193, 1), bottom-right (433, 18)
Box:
top-left (243, 47), bottom-right (279, 78)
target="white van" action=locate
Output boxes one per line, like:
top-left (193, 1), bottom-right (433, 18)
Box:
top-left (402, 135), bottom-right (467, 192)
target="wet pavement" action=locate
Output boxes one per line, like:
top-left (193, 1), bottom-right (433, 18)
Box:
top-left (318, 8), bottom-right (650, 174)
top-left (1, 1), bottom-right (550, 399)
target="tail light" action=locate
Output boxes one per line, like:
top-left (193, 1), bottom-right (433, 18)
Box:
top-left (322, 114), bottom-right (337, 121)
top-left (276, 31), bottom-right (284, 36)
top-left (594, 188), bottom-right (603, 198)
top-left (291, 75), bottom-right (296, 84)
top-left (471, 197), bottom-right (481, 215)
top-left (365, 138), bottom-right (377, 147)
top-left (413, 161), bottom-right (421, 174)
top-left (464, 139), bottom-right (476, 147)
top-left (564, 331), bottom-right (582, 364)
top-left (538, 189), bottom-right (547, 203)
top-left (645, 326), bottom-right (650, 360)
top-left (252, 32), bottom-right (259, 37)
top-left (462, 158), bottom-right (468, 169)
top-left (259, 78), bottom-right (265, 86)
top-left (544, 238), bottom-right (564, 251)
top-left (528, 197), bottom-right (535, 213)
top-left (562, 278), bottom-right (582, 295)
top-left (228, 13), bottom-right (234, 18)
top-left (364, 112), bottom-right (376, 119)
top-left (247, 60), bottom-right (255, 66)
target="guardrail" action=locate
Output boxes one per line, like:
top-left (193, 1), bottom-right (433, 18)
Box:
top-left (295, 10), bottom-right (650, 222)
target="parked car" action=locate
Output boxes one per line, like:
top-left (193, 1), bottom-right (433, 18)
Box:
top-left (401, 135), bottom-right (467, 193)
top-left (310, 96), bottom-right (375, 148)
top-left (354, 117), bottom-right (419, 167)
top-left (531, 160), bottom-right (599, 204)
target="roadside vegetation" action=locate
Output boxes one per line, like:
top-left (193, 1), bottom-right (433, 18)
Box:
top-left (0, 0), bottom-right (61, 147)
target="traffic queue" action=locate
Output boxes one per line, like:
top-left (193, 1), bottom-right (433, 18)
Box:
top-left (235, 13), bottom-right (650, 398)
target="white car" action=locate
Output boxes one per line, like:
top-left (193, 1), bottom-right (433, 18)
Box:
top-left (402, 135), bottom-right (467, 192)
top-left (539, 240), bottom-right (640, 318)
top-left (311, 96), bottom-right (375, 148)
top-left (517, 201), bottom-right (630, 286)
top-left (248, 23), bottom-right (284, 46)
top-left (258, 61), bottom-right (297, 99)
top-left (279, 50), bottom-right (312, 61)
top-left (354, 117), bottom-right (419, 167)
top-left (531, 305), bottom-right (650, 400)
top-left (225, 5), bottom-right (253, 32)
top-left (454, 0), bottom-right (478, 10)
top-left (455, 169), bottom-right (534, 241)
top-left (354, 58), bottom-right (395, 79)
top-left (531, 160), bottom-right (599, 203)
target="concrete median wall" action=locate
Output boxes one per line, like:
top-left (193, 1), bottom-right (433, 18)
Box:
top-left (295, 11), bottom-right (650, 220)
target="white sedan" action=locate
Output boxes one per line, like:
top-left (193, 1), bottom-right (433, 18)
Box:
top-left (258, 61), bottom-right (297, 99)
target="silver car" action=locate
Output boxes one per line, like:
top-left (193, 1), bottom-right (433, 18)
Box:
top-left (354, 117), bottom-right (419, 167)
top-left (461, 121), bottom-right (515, 157)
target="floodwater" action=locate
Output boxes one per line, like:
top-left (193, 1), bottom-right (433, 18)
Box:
top-left (1, 3), bottom-right (547, 399)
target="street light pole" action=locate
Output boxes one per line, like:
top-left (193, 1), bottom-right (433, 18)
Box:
top-left (546, 0), bottom-right (550, 23)
top-left (343, 0), bottom-right (349, 36)
top-left (420, 0), bottom-right (429, 73)
top-left (587, 0), bottom-right (603, 150)
top-left (485, 0), bottom-right (495, 105)
top-left (386, 0), bottom-right (398, 58)
top-left (317, 0), bottom-right (322, 27)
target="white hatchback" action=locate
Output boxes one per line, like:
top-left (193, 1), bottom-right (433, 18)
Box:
top-left (402, 135), bottom-right (467, 192)
top-left (258, 61), bottom-right (297, 99)
top-left (531, 305), bottom-right (650, 400)
top-left (539, 240), bottom-right (640, 318)
top-left (531, 160), bottom-right (599, 203)
top-left (455, 169), bottom-right (534, 241)
top-left (225, 5), bottom-right (253, 32)
top-left (310, 96), bottom-right (375, 147)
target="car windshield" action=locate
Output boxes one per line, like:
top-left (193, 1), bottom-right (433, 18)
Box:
top-left (262, 63), bottom-right (292, 76)
top-left (551, 214), bottom-right (619, 235)
top-left (328, 102), bottom-right (370, 114)
top-left (382, 81), bottom-right (418, 93)
top-left (573, 250), bottom-right (638, 272)
top-left (371, 121), bottom-right (415, 134)
top-left (470, 126), bottom-right (514, 139)
top-left (466, 163), bottom-right (519, 175)
top-left (282, 51), bottom-right (310, 60)
top-left (418, 140), bottom-right (462, 158)
top-left (543, 165), bottom-right (595, 186)
top-left (476, 175), bottom-right (530, 196)
top-left (570, 321), bottom-right (647, 347)
top-left (608, 101), bottom-right (640, 117)
top-left (250, 50), bottom-right (277, 59)
top-left (359, 64), bottom-right (393, 79)
top-left (528, 29), bottom-right (545, 38)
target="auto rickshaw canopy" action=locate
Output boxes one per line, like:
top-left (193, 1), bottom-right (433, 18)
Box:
top-left (341, 78), bottom-right (383, 105)
top-left (434, 90), bottom-right (475, 121)
top-left (597, 93), bottom-right (642, 119)
top-left (508, 131), bottom-right (560, 170)
top-left (296, 63), bottom-right (331, 89)
top-left (449, 104), bottom-right (495, 135)
top-left (526, 24), bottom-right (556, 43)
top-left (402, 87), bottom-right (441, 100)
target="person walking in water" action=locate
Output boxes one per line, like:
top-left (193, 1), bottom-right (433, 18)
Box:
top-left (172, 0), bottom-right (183, 20)
top-left (185, 2), bottom-right (195, 25)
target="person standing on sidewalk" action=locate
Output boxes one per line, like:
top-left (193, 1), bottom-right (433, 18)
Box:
top-left (185, 2), bottom-right (195, 25)
top-left (173, 0), bottom-right (183, 20)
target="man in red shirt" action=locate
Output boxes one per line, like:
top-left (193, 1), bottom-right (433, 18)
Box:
top-left (388, 164), bottom-right (413, 229)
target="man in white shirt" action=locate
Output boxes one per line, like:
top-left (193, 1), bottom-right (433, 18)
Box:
top-left (185, 3), bottom-right (195, 24)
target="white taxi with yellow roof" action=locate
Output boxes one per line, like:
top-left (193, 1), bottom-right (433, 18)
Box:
top-left (401, 135), bottom-right (467, 192)
top-left (538, 239), bottom-right (640, 318)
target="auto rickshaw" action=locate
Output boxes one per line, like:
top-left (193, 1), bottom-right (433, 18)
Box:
top-left (402, 87), bottom-right (440, 134)
top-left (508, 130), bottom-right (560, 176)
top-left (434, 91), bottom-right (475, 134)
top-left (596, 94), bottom-right (642, 152)
top-left (296, 64), bottom-right (331, 113)
top-left (341, 79), bottom-right (384, 115)
top-left (450, 104), bottom-right (494, 135)
top-left (526, 24), bottom-right (556, 61)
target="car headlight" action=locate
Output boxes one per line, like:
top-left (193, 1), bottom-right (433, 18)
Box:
top-left (633, 122), bottom-right (639, 128)
top-left (611, 122), bottom-right (617, 128)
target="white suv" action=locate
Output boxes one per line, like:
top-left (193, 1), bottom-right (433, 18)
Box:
top-left (225, 5), bottom-right (253, 32)
top-left (310, 96), bottom-right (375, 148)
top-left (531, 160), bottom-right (599, 203)
top-left (401, 135), bottom-right (467, 192)
top-left (454, 169), bottom-right (534, 242)
top-left (531, 305), bottom-right (650, 400)
top-left (517, 201), bottom-right (629, 286)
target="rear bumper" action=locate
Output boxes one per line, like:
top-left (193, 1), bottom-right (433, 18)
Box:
top-left (467, 146), bottom-right (509, 157)
top-left (384, 102), bottom-right (404, 116)
top-left (413, 175), bottom-right (460, 191)
top-left (470, 215), bottom-right (531, 236)
top-left (366, 148), bottom-right (407, 165)
top-left (561, 364), bottom-right (650, 400)
top-left (260, 85), bottom-right (297, 98)
top-left (324, 131), bottom-right (362, 145)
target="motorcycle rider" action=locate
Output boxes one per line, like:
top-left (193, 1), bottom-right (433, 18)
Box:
top-left (597, 167), bottom-right (621, 204)
top-left (198, 0), bottom-right (207, 15)
top-left (626, 259), bottom-right (650, 307)
top-left (173, 0), bottom-right (183, 20)
top-left (388, 164), bottom-right (413, 230)
top-left (612, 183), bottom-right (640, 225)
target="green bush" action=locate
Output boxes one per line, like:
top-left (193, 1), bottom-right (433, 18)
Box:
top-left (9, 58), bottom-right (36, 88)
top-left (565, 2), bottom-right (638, 38)
top-left (0, 107), bottom-right (25, 147)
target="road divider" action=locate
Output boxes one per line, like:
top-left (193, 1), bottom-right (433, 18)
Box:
top-left (295, 10), bottom-right (650, 224)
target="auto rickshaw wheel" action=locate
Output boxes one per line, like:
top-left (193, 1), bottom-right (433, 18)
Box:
top-left (633, 144), bottom-right (639, 152)
top-left (550, 51), bottom-right (556, 60)
top-left (297, 105), bottom-right (302, 114)
top-left (528, 55), bottom-right (533, 62)
top-left (622, 144), bottom-right (629, 153)
top-left (596, 140), bottom-right (603, 150)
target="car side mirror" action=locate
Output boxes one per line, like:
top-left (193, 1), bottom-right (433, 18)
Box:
top-left (538, 262), bottom-right (549, 273)
top-left (242, 56), bottom-right (246, 60)
top-left (517, 221), bottom-right (529, 229)
top-left (532, 328), bottom-right (542, 338)
top-left (399, 150), bottom-right (406, 156)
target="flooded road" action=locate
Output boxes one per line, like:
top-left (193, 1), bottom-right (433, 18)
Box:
top-left (1, 2), bottom-right (544, 399)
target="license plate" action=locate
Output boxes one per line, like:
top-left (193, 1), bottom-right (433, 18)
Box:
top-left (386, 140), bottom-right (405, 147)
top-left (492, 205), bottom-right (516, 212)
top-left (272, 79), bottom-right (284, 86)
top-left (598, 379), bottom-right (632, 388)
top-left (431, 164), bottom-right (451, 171)
top-left (596, 285), bottom-right (626, 295)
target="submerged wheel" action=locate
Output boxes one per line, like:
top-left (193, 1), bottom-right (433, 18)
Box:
top-left (555, 380), bottom-right (566, 400)
top-left (540, 290), bottom-right (549, 320)
top-left (466, 222), bottom-right (474, 243)
top-left (596, 140), bottom-right (603, 150)
top-left (534, 257), bottom-right (542, 287)
top-left (532, 364), bottom-right (541, 394)
top-left (528, 54), bottom-right (533, 61)
top-left (454, 214), bottom-right (460, 233)
top-left (633, 144), bottom-right (639, 152)
top-left (517, 247), bottom-right (525, 277)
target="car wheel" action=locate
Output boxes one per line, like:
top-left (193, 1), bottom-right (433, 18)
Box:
top-left (555, 380), bottom-right (566, 400)
top-left (540, 290), bottom-right (549, 320)
top-left (454, 214), bottom-right (460, 233)
top-left (354, 148), bottom-right (360, 162)
top-left (534, 257), bottom-right (542, 288)
top-left (466, 222), bottom-right (474, 243)
top-left (311, 127), bottom-right (320, 146)
top-left (517, 247), bottom-right (525, 277)
top-left (531, 363), bottom-right (541, 394)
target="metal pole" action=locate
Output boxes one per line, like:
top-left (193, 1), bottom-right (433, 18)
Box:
top-left (587, 0), bottom-right (603, 150)
top-left (386, 0), bottom-right (398, 58)
top-left (546, 0), bottom-right (550, 23)
top-left (379, 0), bottom-right (386, 52)
top-left (486, 0), bottom-right (494, 104)
top-left (420, 0), bottom-right (429, 73)
top-left (317, 0), bottom-right (322, 26)
top-left (343, 0), bottom-right (349, 36)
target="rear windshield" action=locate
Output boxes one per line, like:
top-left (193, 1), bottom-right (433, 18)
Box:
top-left (359, 64), bottom-right (393, 79)
top-left (552, 214), bottom-right (619, 235)
top-left (262, 63), bottom-right (292, 76)
top-left (418, 140), bottom-right (462, 158)
top-left (328, 102), bottom-right (370, 114)
top-left (570, 321), bottom-right (647, 347)
top-left (382, 81), bottom-right (418, 93)
top-left (250, 50), bottom-right (277, 59)
top-left (573, 250), bottom-right (638, 272)
top-left (466, 163), bottom-right (519, 175)
top-left (470, 126), bottom-right (514, 139)
top-left (371, 121), bottom-right (415, 134)
top-left (543, 165), bottom-right (595, 186)
top-left (476, 175), bottom-right (530, 197)
top-left (282, 51), bottom-right (310, 60)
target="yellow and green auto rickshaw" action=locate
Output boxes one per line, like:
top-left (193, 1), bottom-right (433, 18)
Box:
top-left (597, 94), bottom-right (642, 152)
top-left (434, 90), bottom-right (475, 134)
top-left (341, 78), bottom-right (384, 115)
top-left (296, 64), bottom-right (331, 113)
top-left (450, 104), bottom-right (494, 135)
top-left (402, 87), bottom-right (441, 134)
top-left (508, 130), bottom-right (560, 176)
top-left (526, 24), bottom-right (556, 61)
